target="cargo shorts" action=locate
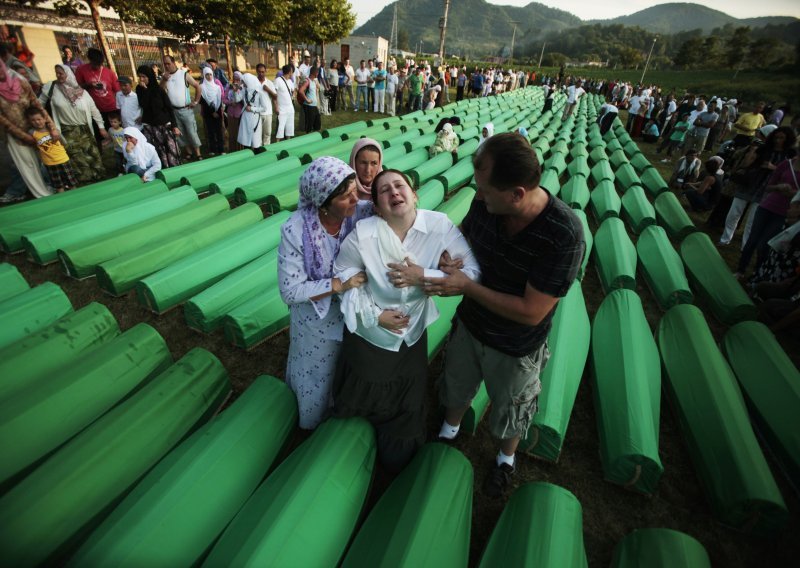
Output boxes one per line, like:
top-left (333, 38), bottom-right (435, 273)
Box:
top-left (439, 318), bottom-right (550, 440)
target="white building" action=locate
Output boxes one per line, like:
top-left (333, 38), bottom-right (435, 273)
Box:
top-left (326, 35), bottom-right (388, 65)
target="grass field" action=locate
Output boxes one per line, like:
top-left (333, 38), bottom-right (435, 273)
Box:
top-left (3, 92), bottom-right (800, 566)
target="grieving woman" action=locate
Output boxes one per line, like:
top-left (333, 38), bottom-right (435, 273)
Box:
top-left (278, 157), bottom-right (373, 429)
top-left (122, 127), bottom-right (161, 181)
top-left (349, 137), bottom-right (383, 201)
top-left (332, 169), bottom-right (480, 471)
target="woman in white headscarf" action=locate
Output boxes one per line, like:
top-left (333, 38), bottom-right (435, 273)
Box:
top-left (237, 73), bottom-right (264, 150)
top-left (199, 66), bottom-right (224, 155)
top-left (122, 126), bottom-right (161, 182)
top-left (39, 63), bottom-right (107, 183)
top-left (478, 121), bottom-right (494, 147)
top-left (429, 122), bottom-right (459, 157)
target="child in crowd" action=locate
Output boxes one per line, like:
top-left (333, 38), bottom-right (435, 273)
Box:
top-left (642, 119), bottom-right (660, 143)
top-left (25, 107), bottom-right (76, 192)
top-left (107, 112), bottom-right (126, 174)
top-left (658, 112), bottom-right (691, 161)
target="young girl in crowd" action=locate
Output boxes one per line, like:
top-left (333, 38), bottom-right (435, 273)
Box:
top-left (25, 106), bottom-right (76, 192)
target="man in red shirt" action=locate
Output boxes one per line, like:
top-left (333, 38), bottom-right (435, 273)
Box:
top-left (75, 47), bottom-right (119, 141)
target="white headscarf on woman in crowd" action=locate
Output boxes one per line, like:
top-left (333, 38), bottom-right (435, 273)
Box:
top-left (478, 122), bottom-right (494, 147)
top-left (200, 66), bottom-right (222, 110)
top-left (237, 73), bottom-right (264, 148)
top-left (54, 64), bottom-right (84, 105)
top-left (122, 126), bottom-right (161, 181)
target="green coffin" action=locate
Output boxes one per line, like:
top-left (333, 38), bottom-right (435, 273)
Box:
top-left (96, 204), bottom-right (263, 296)
top-left (589, 145), bottom-right (608, 164)
top-left (654, 192), bottom-right (696, 241)
top-left (615, 163), bottom-right (643, 192)
top-left (203, 417), bottom-right (375, 568)
top-left (454, 138), bottom-right (480, 162)
top-left (232, 165), bottom-right (306, 205)
top-left (567, 156), bottom-right (590, 178)
top-left (0, 263), bottom-right (29, 302)
top-left (636, 225), bottom-right (693, 309)
top-left (0, 282), bottom-right (73, 350)
top-left (620, 185), bottom-right (656, 234)
top-left (521, 281), bottom-right (590, 461)
top-left (539, 169), bottom-right (561, 196)
top-left (0, 348), bottom-right (230, 565)
top-left (223, 289), bottom-right (290, 349)
top-left (72, 375), bottom-right (297, 568)
top-left (386, 148), bottom-right (430, 173)
top-left (479, 483), bottom-right (587, 568)
top-left (183, 152), bottom-right (278, 193)
top-left (342, 443), bottom-right (472, 568)
top-left (561, 176), bottom-right (590, 210)
top-left (408, 152), bottom-right (455, 188)
top-left (58, 194), bottom-right (230, 279)
top-left (593, 217), bottom-right (636, 293)
top-left (417, 179), bottom-right (446, 211)
top-left (184, 249), bottom-right (278, 333)
top-left (0, 323), bottom-right (172, 484)
top-left (404, 133), bottom-right (438, 152)
top-left (609, 148), bottom-right (629, 169)
top-left (209, 156), bottom-right (302, 197)
top-left (436, 158), bottom-right (474, 194)
top-left (545, 152), bottom-right (567, 176)
top-left (640, 167), bottom-right (669, 197)
top-left (573, 209), bottom-right (593, 280)
top-left (156, 150), bottom-right (253, 188)
top-left (610, 528), bottom-right (710, 568)
top-left (722, 321), bottom-right (800, 489)
top-left (591, 159), bottom-right (614, 185)
top-left (680, 232), bottom-right (756, 325)
top-left (629, 153), bottom-right (652, 173)
top-left (590, 179), bottom-right (621, 222)
top-left (656, 305), bottom-right (787, 534)
top-left (436, 187), bottom-right (475, 222)
top-left (591, 289), bottom-right (663, 494)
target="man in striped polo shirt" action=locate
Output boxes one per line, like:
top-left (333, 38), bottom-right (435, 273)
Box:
top-left (424, 132), bottom-right (585, 497)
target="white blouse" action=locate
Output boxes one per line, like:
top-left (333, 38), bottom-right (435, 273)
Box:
top-left (335, 210), bottom-right (480, 352)
top-left (39, 84), bottom-right (104, 132)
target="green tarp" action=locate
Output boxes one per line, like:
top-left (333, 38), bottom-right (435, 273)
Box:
top-left (0, 324), bottom-right (171, 484)
top-left (96, 204), bottom-right (262, 296)
top-left (591, 160), bottom-right (614, 185)
top-left (155, 150), bottom-right (253, 188)
top-left (184, 249), bottom-right (278, 333)
top-left (561, 176), bottom-right (590, 210)
top-left (182, 152), bottom-right (278, 192)
top-left (223, 290), bottom-right (289, 349)
top-left (654, 192), bottom-right (696, 241)
top-left (0, 348), bottom-right (230, 565)
top-left (479, 483), bottom-right (587, 568)
top-left (611, 529), bottom-right (711, 568)
top-left (0, 263), bottom-right (28, 302)
top-left (209, 157), bottom-right (302, 197)
top-left (0, 180), bottom-right (168, 253)
top-left (436, 158), bottom-right (474, 194)
top-left (203, 418), bottom-right (374, 568)
top-left (232, 165), bottom-right (306, 205)
top-left (72, 376), bottom-right (297, 568)
top-left (637, 225), bottom-right (693, 309)
top-left (620, 185), bottom-right (656, 234)
top-left (656, 305), bottom-right (788, 534)
top-left (594, 217), bottom-right (637, 293)
top-left (137, 212), bottom-right (290, 314)
top-left (408, 151), bottom-right (454, 187)
top-left (0, 303), bottom-right (118, 403)
top-left (417, 179), bottom-right (446, 210)
top-left (23, 185), bottom-right (197, 265)
top-left (722, 321), bottom-right (800, 489)
top-left (520, 282), bottom-right (590, 461)
top-left (640, 168), bottom-right (669, 197)
top-left (591, 289), bottom-right (663, 494)
top-left (590, 180), bottom-right (621, 222)
top-left (0, 283), bottom-right (73, 350)
top-left (680, 232), bottom-right (756, 324)
top-left (58, 194), bottom-right (230, 279)
top-left (342, 444), bottom-right (472, 568)
top-left (539, 169), bottom-right (561, 196)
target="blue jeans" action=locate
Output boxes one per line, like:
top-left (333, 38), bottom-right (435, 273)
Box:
top-left (356, 86), bottom-right (368, 111)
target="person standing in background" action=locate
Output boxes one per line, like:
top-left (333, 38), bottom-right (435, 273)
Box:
top-left (160, 55), bottom-right (202, 161)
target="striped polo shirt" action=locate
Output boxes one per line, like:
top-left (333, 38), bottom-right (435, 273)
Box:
top-left (457, 192), bottom-right (585, 357)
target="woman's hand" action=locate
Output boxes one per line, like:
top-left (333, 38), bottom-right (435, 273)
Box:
top-left (379, 309), bottom-right (410, 334)
top-left (438, 250), bottom-right (464, 271)
top-left (334, 271), bottom-right (367, 293)
top-left (126, 140), bottom-right (135, 153)
top-left (387, 258), bottom-right (424, 288)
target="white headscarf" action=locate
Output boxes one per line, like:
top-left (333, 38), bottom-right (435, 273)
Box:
top-left (200, 67), bottom-right (222, 110)
top-left (479, 122), bottom-right (494, 147)
top-left (122, 126), bottom-right (155, 168)
top-left (54, 63), bottom-right (85, 105)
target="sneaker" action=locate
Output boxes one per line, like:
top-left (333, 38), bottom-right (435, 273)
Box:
top-left (660, 158), bottom-right (671, 163)
top-left (483, 460), bottom-right (515, 498)
top-left (0, 194), bottom-right (25, 204)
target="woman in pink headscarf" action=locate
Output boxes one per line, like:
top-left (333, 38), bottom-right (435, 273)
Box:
top-left (349, 137), bottom-right (383, 201)
top-left (0, 59), bottom-right (53, 201)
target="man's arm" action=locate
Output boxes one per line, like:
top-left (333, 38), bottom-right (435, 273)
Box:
top-left (423, 269), bottom-right (559, 326)
top-left (185, 71), bottom-right (201, 105)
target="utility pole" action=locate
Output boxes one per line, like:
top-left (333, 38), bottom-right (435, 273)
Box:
top-left (640, 35), bottom-right (658, 84)
top-left (438, 0), bottom-right (451, 62)
top-left (509, 21), bottom-right (520, 65)
top-left (537, 42), bottom-right (546, 68)
top-left (390, 4), bottom-right (398, 56)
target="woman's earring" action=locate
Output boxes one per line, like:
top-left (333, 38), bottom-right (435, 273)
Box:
top-left (321, 208), bottom-right (328, 216)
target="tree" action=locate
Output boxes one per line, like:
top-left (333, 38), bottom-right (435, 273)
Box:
top-left (724, 26), bottom-right (751, 68)
top-left (289, 0), bottom-right (356, 62)
top-left (674, 37), bottom-right (704, 69)
top-left (747, 37), bottom-right (783, 69)
top-left (398, 28), bottom-right (410, 51)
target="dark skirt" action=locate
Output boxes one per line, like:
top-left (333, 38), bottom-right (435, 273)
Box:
top-left (141, 123), bottom-right (181, 168)
top-left (332, 329), bottom-right (428, 472)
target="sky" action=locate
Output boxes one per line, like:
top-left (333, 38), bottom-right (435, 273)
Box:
top-left (349, 0), bottom-right (800, 28)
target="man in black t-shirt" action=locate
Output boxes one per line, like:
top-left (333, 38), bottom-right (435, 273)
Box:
top-left (424, 133), bottom-right (585, 497)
